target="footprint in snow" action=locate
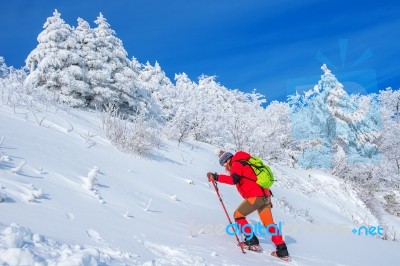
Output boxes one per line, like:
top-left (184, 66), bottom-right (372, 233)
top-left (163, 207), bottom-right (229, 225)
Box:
top-left (65, 213), bottom-right (75, 220)
top-left (34, 167), bottom-right (47, 175)
top-left (170, 195), bottom-right (180, 202)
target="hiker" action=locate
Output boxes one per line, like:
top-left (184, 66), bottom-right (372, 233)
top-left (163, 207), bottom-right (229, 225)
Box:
top-left (207, 150), bottom-right (289, 259)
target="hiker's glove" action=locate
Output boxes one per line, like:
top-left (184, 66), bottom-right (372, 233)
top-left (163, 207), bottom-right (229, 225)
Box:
top-left (207, 172), bottom-right (218, 182)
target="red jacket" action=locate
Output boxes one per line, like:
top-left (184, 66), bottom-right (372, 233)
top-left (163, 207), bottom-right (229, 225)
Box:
top-left (217, 151), bottom-right (271, 198)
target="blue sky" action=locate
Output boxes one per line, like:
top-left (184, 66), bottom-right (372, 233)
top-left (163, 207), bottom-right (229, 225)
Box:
top-left (0, 0), bottom-right (399, 102)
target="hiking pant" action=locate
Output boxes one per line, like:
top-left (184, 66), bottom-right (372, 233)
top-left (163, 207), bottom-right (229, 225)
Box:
top-left (233, 196), bottom-right (285, 246)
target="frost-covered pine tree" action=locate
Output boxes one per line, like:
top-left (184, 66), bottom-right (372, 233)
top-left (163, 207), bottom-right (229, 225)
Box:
top-left (83, 13), bottom-right (154, 115)
top-left (175, 72), bottom-right (196, 91)
top-left (0, 57), bottom-right (7, 78)
top-left (138, 61), bottom-right (175, 120)
top-left (325, 77), bottom-right (381, 165)
top-left (289, 64), bottom-right (381, 169)
top-left (75, 17), bottom-right (94, 54)
top-left (25, 10), bottom-right (89, 107)
top-left (84, 13), bottom-right (120, 107)
top-left (128, 56), bottom-right (161, 116)
top-left (75, 18), bottom-right (93, 76)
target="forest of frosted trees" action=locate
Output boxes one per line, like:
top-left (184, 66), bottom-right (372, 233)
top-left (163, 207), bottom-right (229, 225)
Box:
top-left (1, 10), bottom-right (399, 223)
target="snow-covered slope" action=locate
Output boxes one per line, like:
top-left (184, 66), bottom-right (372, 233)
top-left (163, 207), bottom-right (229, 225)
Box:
top-left (1, 104), bottom-right (399, 265)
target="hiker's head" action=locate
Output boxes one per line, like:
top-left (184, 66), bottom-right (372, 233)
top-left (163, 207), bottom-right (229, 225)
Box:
top-left (219, 151), bottom-right (233, 167)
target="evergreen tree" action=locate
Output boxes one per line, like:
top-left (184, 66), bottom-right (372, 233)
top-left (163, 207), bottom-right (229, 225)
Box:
top-left (75, 17), bottom-right (94, 55)
top-left (138, 61), bottom-right (175, 120)
top-left (75, 18), bottom-right (93, 80)
top-left (83, 13), bottom-right (126, 108)
top-left (289, 64), bottom-right (381, 169)
top-left (82, 13), bottom-right (154, 115)
top-left (175, 72), bottom-right (196, 91)
top-left (0, 57), bottom-right (7, 78)
top-left (25, 10), bottom-right (89, 107)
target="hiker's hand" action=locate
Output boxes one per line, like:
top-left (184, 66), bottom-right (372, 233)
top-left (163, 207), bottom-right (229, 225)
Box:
top-left (207, 172), bottom-right (218, 182)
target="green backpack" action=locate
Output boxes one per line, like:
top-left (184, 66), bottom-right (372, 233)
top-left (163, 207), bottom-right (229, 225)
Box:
top-left (239, 156), bottom-right (274, 188)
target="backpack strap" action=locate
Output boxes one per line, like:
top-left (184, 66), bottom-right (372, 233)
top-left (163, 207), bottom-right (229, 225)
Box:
top-left (237, 160), bottom-right (270, 198)
top-left (237, 160), bottom-right (257, 182)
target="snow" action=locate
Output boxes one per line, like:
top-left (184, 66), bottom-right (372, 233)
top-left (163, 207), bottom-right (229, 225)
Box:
top-left (1, 103), bottom-right (400, 265)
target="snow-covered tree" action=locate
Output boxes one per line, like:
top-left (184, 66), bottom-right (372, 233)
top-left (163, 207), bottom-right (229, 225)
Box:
top-left (286, 65), bottom-right (400, 228)
top-left (251, 101), bottom-right (293, 164)
top-left (74, 17), bottom-right (93, 85)
top-left (190, 75), bottom-right (232, 143)
top-left (379, 89), bottom-right (400, 177)
top-left (163, 73), bottom-right (197, 142)
top-left (137, 61), bottom-right (175, 120)
top-left (25, 10), bottom-right (89, 107)
top-left (75, 17), bottom-right (94, 56)
top-left (84, 14), bottom-right (122, 107)
top-left (380, 88), bottom-right (400, 115)
top-left (174, 72), bottom-right (196, 91)
top-left (99, 104), bottom-right (161, 155)
top-left (288, 64), bottom-right (381, 170)
top-left (383, 192), bottom-right (400, 217)
top-left (0, 57), bottom-right (29, 108)
top-left (288, 70), bottom-right (336, 168)
top-left (81, 13), bottom-right (155, 116)
top-left (165, 74), bottom-right (242, 145)
top-left (166, 73), bottom-right (293, 159)
top-left (222, 89), bottom-right (263, 152)
top-left (0, 57), bottom-right (7, 78)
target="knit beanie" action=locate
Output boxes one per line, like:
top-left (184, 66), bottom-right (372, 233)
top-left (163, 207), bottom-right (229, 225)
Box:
top-left (218, 151), bottom-right (233, 166)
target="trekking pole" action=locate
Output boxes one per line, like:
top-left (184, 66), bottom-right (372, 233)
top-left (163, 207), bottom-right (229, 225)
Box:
top-left (211, 180), bottom-right (246, 254)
